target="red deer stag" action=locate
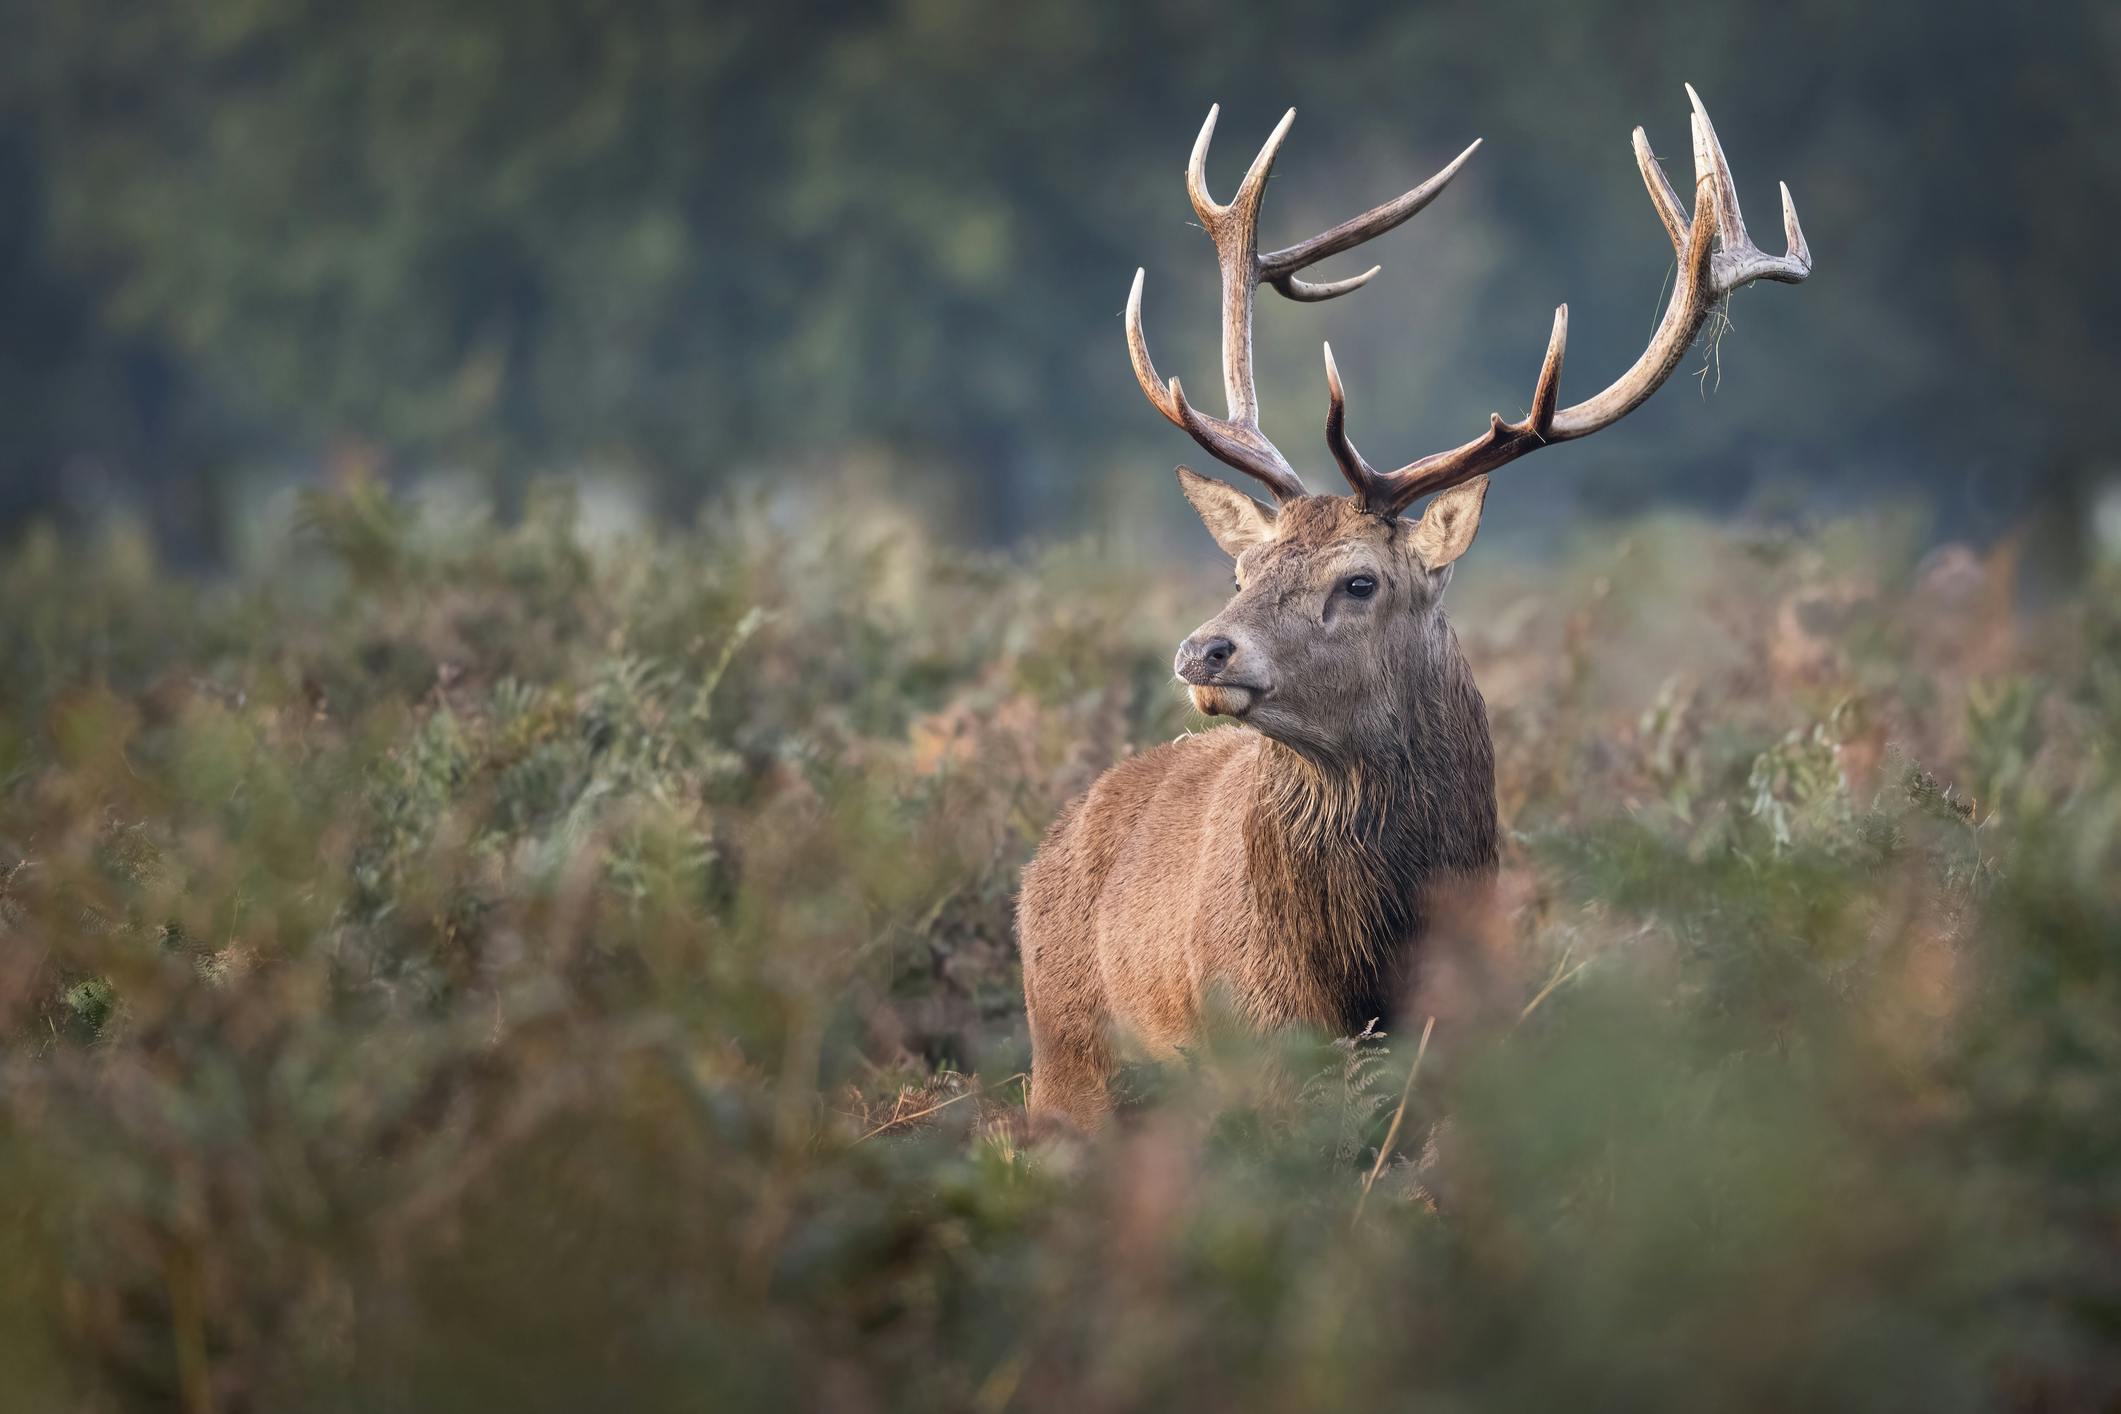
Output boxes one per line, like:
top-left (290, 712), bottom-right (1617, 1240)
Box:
top-left (1018, 87), bottom-right (1810, 1128)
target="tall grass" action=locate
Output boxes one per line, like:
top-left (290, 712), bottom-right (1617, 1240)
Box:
top-left (1, 481), bottom-right (2116, 1410)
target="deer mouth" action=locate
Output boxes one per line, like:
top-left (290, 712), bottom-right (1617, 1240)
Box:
top-left (1189, 682), bottom-right (1265, 718)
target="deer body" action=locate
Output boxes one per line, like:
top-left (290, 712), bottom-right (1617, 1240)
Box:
top-left (1022, 556), bottom-right (1497, 1128)
top-left (1020, 89), bottom-right (1810, 1127)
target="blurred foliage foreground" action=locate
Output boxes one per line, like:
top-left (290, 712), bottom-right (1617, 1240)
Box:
top-left (1, 481), bottom-right (2119, 1412)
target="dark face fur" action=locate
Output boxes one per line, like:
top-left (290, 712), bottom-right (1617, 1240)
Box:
top-left (1171, 471), bottom-right (1490, 760)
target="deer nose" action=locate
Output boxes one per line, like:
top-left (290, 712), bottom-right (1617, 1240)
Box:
top-left (1174, 635), bottom-right (1237, 684)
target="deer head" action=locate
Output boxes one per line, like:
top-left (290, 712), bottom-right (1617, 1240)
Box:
top-left (1130, 88), bottom-right (1810, 759)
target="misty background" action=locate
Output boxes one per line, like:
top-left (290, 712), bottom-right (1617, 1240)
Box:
top-left (1, 0), bottom-right (2115, 561)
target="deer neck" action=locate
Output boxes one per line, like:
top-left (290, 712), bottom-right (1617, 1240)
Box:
top-left (1241, 629), bottom-right (1497, 1015)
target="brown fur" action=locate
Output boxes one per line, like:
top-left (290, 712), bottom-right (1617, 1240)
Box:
top-left (1018, 487), bottom-right (1499, 1128)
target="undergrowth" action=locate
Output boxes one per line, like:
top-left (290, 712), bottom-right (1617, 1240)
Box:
top-left (0, 482), bottom-right (2116, 1411)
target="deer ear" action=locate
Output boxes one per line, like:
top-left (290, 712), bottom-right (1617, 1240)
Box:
top-left (1176, 466), bottom-right (1277, 557)
top-left (1407, 475), bottom-right (1490, 571)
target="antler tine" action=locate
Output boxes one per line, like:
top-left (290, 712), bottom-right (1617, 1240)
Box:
top-left (1780, 183), bottom-right (1812, 270)
top-left (1634, 127), bottom-right (1690, 255)
top-left (1336, 86), bottom-right (1811, 517)
top-left (1125, 267), bottom-right (1184, 424)
top-left (1280, 264), bottom-right (1383, 303)
top-left (1526, 303), bottom-right (1569, 431)
top-left (1185, 105), bottom-right (1224, 223)
top-left (1232, 108), bottom-right (1296, 215)
top-left (1322, 342), bottom-right (1381, 498)
top-left (1260, 138), bottom-right (1483, 299)
top-left (1687, 84), bottom-right (1748, 253)
top-left (1127, 106), bottom-right (1482, 505)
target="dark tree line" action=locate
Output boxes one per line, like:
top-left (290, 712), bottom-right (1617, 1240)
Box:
top-left (0, 0), bottom-right (2115, 551)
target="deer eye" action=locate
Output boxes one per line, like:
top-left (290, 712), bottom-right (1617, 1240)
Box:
top-left (1343, 574), bottom-right (1378, 599)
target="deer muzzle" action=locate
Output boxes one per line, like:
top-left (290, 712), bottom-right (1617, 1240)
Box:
top-left (1175, 633), bottom-right (1264, 717)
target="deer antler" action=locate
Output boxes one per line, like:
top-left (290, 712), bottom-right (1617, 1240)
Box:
top-left (1325, 85), bottom-right (1812, 516)
top-left (1126, 106), bottom-right (1481, 503)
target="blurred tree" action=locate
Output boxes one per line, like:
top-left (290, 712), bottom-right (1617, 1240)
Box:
top-left (0, 0), bottom-right (2115, 543)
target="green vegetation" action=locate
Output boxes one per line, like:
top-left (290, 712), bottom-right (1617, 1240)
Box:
top-left (2, 483), bottom-right (2118, 1410)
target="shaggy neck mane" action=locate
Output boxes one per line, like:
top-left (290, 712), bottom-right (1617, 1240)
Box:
top-left (1241, 629), bottom-right (1497, 1023)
